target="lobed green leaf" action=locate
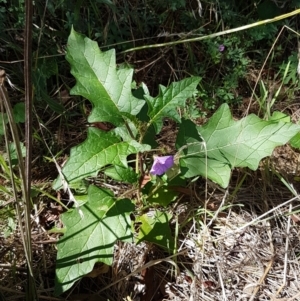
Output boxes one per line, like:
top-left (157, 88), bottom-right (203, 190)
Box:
top-left (136, 210), bottom-right (174, 251)
top-left (177, 104), bottom-right (300, 188)
top-left (53, 127), bottom-right (150, 190)
top-left (66, 28), bottom-right (145, 126)
top-left (145, 77), bottom-right (200, 133)
top-left (54, 185), bottom-right (134, 295)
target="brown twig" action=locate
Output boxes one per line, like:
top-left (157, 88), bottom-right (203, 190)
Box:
top-left (24, 0), bottom-right (37, 299)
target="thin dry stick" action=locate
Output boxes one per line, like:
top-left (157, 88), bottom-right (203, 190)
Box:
top-left (24, 0), bottom-right (38, 299)
top-left (0, 70), bottom-right (36, 298)
top-left (245, 25), bottom-right (300, 116)
top-left (249, 223), bottom-right (274, 301)
top-left (275, 203), bottom-right (292, 296)
top-left (24, 0), bottom-right (33, 208)
top-left (250, 258), bottom-right (274, 301)
top-left (122, 9), bottom-right (300, 53)
top-left (34, 0), bottom-right (49, 65)
top-left (244, 25), bottom-right (284, 116)
top-left (206, 189), bottom-right (228, 228)
top-left (0, 71), bottom-right (33, 269)
top-left (0, 285), bottom-right (63, 300)
top-left (214, 250), bottom-right (227, 301)
top-left (36, 121), bottom-right (84, 217)
top-left (212, 195), bottom-right (299, 244)
top-left (233, 195), bottom-right (299, 234)
top-left (271, 291), bottom-right (300, 301)
top-left (96, 249), bottom-right (186, 294)
top-left (287, 291), bottom-right (300, 301)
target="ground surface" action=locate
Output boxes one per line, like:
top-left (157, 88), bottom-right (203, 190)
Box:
top-left (1, 99), bottom-right (300, 301)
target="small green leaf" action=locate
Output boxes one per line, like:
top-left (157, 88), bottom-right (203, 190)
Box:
top-left (54, 185), bottom-right (134, 295)
top-left (104, 165), bottom-right (138, 183)
top-left (136, 210), bottom-right (174, 251)
top-left (113, 120), bottom-right (138, 141)
top-left (8, 142), bottom-right (26, 166)
top-left (290, 132), bottom-right (300, 148)
top-left (0, 113), bottom-right (8, 135)
top-left (48, 227), bottom-right (66, 234)
top-left (41, 90), bottom-right (65, 114)
top-left (144, 172), bottom-right (184, 207)
top-left (136, 101), bottom-right (158, 148)
top-left (270, 111), bottom-right (290, 123)
top-left (4, 217), bottom-right (16, 238)
top-left (12, 103), bottom-right (25, 123)
top-left (146, 184), bottom-right (178, 207)
top-left (146, 77), bottom-right (200, 133)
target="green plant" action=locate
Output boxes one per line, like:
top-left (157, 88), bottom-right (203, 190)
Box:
top-left (0, 0), bottom-right (25, 29)
top-left (0, 153), bottom-right (17, 238)
top-left (0, 102), bottom-right (25, 140)
top-left (256, 59), bottom-right (296, 119)
top-left (52, 29), bottom-right (300, 294)
top-left (278, 53), bottom-right (300, 97)
top-left (0, 66), bottom-right (37, 299)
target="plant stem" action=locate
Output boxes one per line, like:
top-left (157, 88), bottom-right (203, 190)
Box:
top-left (122, 9), bottom-right (300, 53)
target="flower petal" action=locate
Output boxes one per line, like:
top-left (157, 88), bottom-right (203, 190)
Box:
top-left (150, 156), bottom-right (174, 175)
top-left (219, 44), bottom-right (225, 52)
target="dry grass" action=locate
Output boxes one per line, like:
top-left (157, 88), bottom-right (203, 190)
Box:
top-left (27, 171), bottom-right (296, 301)
top-left (98, 173), bottom-right (300, 301)
top-left (3, 171), bottom-right (299, 300)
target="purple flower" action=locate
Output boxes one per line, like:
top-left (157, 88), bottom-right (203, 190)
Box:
top-left (150, 156), bottom-right (174, 176)
top-left (219, 44), bottom-right (225, 52)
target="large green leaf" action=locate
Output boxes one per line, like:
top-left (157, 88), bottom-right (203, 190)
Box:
top-left (54, 185), bottom-right (134, 295)
top-left (143, 176), bottom-right (185, 207)
top-left (136, 210), bottom-right (174, 251)
top-left (177, 104), bottom-right (300, 188)
top-left (66, 28), bottom-right (145, 126)
top-left (53, 127), bottom-right (150, 189)
top-left (145, 77), bottom-right (200, 133)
